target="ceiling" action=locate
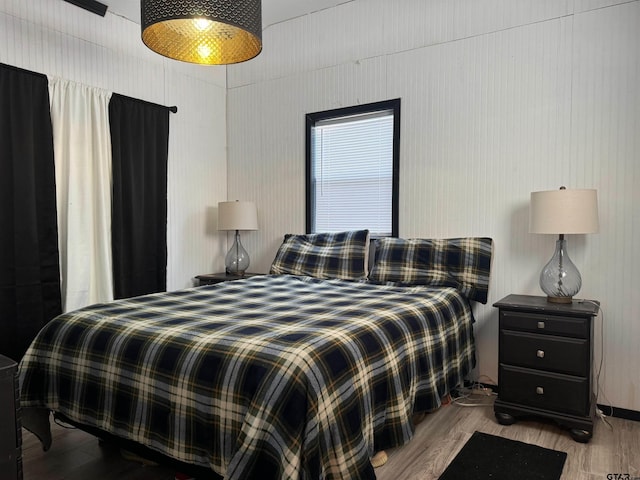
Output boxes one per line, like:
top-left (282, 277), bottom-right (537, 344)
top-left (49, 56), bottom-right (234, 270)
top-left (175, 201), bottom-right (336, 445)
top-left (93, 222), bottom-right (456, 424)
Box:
top-left (102, 0), bottom-right (352, 29)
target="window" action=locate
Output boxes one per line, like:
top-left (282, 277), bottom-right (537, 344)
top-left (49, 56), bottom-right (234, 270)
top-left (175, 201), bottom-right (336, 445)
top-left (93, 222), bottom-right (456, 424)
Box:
top-left (306, 99), bottom-right (400, 237)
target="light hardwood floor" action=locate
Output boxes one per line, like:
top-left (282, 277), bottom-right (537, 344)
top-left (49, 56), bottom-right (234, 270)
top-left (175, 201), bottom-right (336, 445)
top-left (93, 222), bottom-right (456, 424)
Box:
top-left (22, 396), bottom-right (640, 480)
top-left (376, 397), bottom-right (640, 480)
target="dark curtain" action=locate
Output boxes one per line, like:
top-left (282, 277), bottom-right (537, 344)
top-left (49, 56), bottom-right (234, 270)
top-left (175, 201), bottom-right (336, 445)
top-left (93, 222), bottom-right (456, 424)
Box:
top-left (0, 64), bottom-right (62, 362)
top-left (109, 94), bottom-right (170, 299)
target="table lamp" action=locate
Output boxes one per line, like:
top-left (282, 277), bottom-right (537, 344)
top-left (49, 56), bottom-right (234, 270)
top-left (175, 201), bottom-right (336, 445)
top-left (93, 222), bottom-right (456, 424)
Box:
top-left (218, 200), bottom-right (258, 275)
top-left (529, 187), bottom-right (599, 303)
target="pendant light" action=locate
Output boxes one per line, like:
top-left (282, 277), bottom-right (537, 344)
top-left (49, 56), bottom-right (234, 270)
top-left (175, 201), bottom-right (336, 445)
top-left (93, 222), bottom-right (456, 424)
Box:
top-left (141, 0), bottom-right (262, 65)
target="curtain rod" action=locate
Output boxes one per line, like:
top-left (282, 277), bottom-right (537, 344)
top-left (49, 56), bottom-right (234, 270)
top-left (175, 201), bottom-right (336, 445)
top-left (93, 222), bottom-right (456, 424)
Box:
top-left (1, 63), bottom-right (47, 80)
top-left (2, 64), bottom-right (179, 114)
top-left (112, 92), bottom-right (178, 114)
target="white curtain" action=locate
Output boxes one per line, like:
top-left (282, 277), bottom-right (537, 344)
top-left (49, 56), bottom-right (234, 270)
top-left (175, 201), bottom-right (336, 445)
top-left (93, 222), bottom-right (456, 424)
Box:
top-left (49, 78), bottom-right (114, 312)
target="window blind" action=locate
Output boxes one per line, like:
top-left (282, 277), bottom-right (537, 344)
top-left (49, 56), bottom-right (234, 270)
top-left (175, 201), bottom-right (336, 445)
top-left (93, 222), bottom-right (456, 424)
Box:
top-left (310, 110), bottom-right (394, 237)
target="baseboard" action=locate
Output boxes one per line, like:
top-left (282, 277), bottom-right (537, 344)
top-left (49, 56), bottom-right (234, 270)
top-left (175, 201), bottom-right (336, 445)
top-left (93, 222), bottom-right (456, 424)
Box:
top-left (466, 381), bottom-right (640, 423)
top-left (597, 404), bottom-right (640, 422)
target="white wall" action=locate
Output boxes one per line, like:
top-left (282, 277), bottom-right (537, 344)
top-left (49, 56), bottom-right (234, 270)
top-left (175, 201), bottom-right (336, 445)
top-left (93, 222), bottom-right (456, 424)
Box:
top-left (227, 0), bottom-right (640, 412)
top-left (2, 0), bottom-right (637, 414)
top-left (0, 0), bottom-right (228, 290)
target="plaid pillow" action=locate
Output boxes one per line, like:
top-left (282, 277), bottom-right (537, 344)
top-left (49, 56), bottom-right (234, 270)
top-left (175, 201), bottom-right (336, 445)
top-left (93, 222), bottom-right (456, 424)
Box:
top-left (369, 237), bottom-right (493, 303)
top-left (270, 230), bottom-right (370, 280)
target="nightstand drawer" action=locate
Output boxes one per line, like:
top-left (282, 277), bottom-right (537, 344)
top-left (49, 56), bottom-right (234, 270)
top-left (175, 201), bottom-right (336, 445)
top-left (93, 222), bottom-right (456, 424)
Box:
top-left (500, 311), bottom-right (589, 339)
top-left (500, 330), bottom-right (588, 376)
top-left (499, 365), bottom-right (589, 416)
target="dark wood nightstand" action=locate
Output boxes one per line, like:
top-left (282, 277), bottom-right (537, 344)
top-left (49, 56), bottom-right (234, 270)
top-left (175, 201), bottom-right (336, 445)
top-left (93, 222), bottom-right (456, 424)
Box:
top-left (195, 272), bottom-right (263, 286)
top-left (493, 294), bottom-right (599, 443)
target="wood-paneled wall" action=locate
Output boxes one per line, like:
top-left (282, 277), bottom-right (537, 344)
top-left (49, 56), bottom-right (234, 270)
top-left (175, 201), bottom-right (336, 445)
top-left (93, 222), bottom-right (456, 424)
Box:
top-left (226, 0), bottom-right (640, 412)
top-left (2, 0), bottom-right (637, 414)
top-left (0, 0), bottom-right (229, 290)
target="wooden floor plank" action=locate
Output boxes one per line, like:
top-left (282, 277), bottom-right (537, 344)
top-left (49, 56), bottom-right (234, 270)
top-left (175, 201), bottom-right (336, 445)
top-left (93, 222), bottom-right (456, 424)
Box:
top-left (22, 397), bottom-right (640, 480)
top-left (375, 396), bottom-right (640, 480)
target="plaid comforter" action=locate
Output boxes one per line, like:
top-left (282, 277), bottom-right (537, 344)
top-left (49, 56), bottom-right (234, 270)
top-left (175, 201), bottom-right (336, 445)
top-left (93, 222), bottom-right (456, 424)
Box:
top-left (19, 275), bottom-right (475, 480)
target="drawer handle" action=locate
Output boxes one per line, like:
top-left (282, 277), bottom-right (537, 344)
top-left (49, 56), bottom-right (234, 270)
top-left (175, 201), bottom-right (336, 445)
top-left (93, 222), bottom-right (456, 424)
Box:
top-left (536, 386), bottom-right (544, 395)
top-left (537, 350), bottom-right (545, 358)
top-left (537, 321), bottom-right (545, 329)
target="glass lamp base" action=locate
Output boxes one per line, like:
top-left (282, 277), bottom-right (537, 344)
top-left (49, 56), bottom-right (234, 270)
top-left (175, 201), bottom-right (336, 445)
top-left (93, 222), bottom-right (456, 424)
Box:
top-left (225, 230), bottom-right (250, 276)
top-left (539, 237), bottom-right (582, 303)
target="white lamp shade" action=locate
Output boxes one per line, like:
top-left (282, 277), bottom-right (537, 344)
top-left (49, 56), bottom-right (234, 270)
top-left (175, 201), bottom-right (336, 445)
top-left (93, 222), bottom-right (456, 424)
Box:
top-left (218, 201), bottom-right (258, 231)
top-left (529, 189), bottom-right (599, 234)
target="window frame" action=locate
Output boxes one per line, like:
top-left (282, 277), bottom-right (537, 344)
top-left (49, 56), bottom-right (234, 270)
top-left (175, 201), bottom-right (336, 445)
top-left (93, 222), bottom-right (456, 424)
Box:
top-left (305, 98), bottom-right (400, 237)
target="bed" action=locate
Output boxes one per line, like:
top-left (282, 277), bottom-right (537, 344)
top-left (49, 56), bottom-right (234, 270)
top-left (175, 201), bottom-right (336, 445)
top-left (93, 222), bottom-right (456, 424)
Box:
top-left (19, 232), bottom-right (492, 480)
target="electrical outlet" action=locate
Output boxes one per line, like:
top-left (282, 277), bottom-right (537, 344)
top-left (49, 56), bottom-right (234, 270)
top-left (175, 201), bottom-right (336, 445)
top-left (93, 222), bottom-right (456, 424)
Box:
top-left (471, 388), bottom-right (492, 396)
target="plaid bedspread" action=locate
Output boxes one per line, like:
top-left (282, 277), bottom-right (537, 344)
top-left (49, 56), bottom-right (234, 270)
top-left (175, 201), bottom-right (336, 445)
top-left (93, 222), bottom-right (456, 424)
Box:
top-left (19, 275), bottom-right (475, 480)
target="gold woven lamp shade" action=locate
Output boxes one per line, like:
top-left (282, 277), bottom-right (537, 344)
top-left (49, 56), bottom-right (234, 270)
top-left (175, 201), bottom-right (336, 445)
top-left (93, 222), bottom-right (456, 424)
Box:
top-left (141, 0), bottom-right (262, 65)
